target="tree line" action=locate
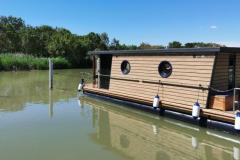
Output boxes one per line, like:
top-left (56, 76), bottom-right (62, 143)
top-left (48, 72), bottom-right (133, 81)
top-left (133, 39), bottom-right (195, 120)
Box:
top-left (0, 16), bottom-right (224, 67)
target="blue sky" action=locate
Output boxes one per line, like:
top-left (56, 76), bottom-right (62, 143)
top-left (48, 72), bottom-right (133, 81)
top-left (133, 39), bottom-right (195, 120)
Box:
top-left (1, 0), bottom-right (240, 46)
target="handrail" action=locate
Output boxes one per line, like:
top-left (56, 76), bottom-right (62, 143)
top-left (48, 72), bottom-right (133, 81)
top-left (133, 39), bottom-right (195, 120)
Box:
top-left (96, 74), bottom-right (237, 93)
top-left (96, 74), bottom-right (207, 90)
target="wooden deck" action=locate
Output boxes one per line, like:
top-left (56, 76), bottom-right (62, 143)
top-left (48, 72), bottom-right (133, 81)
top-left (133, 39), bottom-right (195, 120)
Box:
top-left (84, 84), bottom-right (235, 124)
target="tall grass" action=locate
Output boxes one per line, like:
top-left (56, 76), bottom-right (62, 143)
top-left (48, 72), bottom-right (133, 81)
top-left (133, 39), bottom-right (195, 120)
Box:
top-left (0, 53), bottom-right (71, 71)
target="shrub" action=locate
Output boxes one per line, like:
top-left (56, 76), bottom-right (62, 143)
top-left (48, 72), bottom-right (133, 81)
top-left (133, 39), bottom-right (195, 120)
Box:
top-left (0, 53), bottom-right (71, 71)
top-left (52, 57), bottom-right (71, 69)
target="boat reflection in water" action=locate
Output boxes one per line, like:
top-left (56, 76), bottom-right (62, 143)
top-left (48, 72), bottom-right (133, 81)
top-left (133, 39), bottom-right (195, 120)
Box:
top-left (79, 96), bottom-right (240, 160)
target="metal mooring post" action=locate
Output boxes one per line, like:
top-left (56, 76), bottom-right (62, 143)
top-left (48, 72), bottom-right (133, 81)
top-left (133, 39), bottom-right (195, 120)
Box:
top-left (49, 58), bottom-right (53, 89)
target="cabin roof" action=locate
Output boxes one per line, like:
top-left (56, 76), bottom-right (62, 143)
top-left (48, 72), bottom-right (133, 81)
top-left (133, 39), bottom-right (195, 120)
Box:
top-left (88, 47), bottom-right (240, 55)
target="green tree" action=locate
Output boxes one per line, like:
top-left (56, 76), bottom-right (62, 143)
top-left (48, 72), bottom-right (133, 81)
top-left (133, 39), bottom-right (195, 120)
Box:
top-left (21, 26), bottom-right (40, 55)
top-left (138, 42), bottom-right (152, 49)
top-left (184, 42), bottom-right (225, 48)
top-left (80, 32), bottom-right (107, 51)
top-left (21, 25), bottom-right (55, 56)
top-left (0, 15), bottom-right (228, 69)
top-left (0, 16), bottom-right (25, 52)
top-left (184, 43), bottom-right (196, 48)
top-left (99, 32), bottom-right (109, 50)
top-left (109, 38), bottom-right (121, 50)
top-left (67, 35), bottom-right (88, 67)
top-left (47, 28), bottom-right (73, 57)
top-left (168, 41), bottom-right (182, 48)
top-left (138, 42), bottom-right (164, 49)
top-left (35, 25), bottom-right (55, 56)
top-left (46, 28), bottom-right (88, 67)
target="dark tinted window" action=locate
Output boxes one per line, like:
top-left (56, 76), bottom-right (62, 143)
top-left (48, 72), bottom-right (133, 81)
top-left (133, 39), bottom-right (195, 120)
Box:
top-left (121, 60), bottom-right (131, 75)
top-left (158, 61), bottom-right (172, 78)
top-left (228, 55), bottom-right (236, 89)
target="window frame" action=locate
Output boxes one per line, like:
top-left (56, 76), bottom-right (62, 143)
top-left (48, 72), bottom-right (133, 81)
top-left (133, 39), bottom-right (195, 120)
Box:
top-left (121, 60), bottom-right (131, 75)
top-left (158, 61), bottom-right (172, 78)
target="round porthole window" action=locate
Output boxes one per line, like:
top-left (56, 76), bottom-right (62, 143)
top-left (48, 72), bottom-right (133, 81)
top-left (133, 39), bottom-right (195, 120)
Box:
top-left (121, 60), bottom-right (131, 75)
top-left (158, 61), bottom-right (172, 78)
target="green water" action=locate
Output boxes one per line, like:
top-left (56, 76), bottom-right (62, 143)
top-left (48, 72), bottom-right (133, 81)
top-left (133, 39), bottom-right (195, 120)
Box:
top-left (0, 69), bottom-right (239, 160)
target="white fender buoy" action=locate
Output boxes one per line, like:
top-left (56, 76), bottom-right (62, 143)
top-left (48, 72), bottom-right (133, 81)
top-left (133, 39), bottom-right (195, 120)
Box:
top-left (78, 79), bottom-right (85, 92)
top-left (78, 83), bottom-right (83, 91)
top-left (192, 101), bottom-right (200, 119)
top-left (234, 112), bottom-right (240, 131)
top-left (153, 95), bottom-right (160, 109)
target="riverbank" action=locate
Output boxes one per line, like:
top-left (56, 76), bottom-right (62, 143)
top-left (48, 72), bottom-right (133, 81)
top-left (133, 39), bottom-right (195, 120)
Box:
top-left (0, 54), bottom-right (72, 71)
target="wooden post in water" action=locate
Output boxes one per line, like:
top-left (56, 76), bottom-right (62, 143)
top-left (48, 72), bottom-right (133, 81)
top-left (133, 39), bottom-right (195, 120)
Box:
top-left (49, 58), bottom-right (53, 89)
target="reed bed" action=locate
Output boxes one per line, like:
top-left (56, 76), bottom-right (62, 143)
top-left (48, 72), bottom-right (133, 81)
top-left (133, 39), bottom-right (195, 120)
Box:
top-left (0, 54), bottom-right (71, 71)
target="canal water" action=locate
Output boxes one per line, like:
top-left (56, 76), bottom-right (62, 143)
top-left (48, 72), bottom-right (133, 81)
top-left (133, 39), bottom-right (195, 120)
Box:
top-left (0, 69), bottom-right (239, 160)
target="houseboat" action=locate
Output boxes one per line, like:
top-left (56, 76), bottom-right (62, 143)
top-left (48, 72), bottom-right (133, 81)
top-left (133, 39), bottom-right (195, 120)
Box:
top-left (81, 47), bottom-right (240, 130)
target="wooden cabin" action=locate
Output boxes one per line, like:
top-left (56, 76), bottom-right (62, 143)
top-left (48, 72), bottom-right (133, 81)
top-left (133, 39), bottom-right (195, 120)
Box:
top-left (84, 47), bottom-right (240, 124)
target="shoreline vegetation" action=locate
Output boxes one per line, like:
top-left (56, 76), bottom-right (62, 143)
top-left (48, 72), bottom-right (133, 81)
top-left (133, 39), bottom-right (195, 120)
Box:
top-left (0, 16), bottom-right (225, 71)
top-left (0, 54), bottom-right (71, 71)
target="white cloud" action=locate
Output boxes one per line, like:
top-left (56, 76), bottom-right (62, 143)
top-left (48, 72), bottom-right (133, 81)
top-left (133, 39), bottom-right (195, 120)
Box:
top-left (210, 25), bottom-right (217, 29)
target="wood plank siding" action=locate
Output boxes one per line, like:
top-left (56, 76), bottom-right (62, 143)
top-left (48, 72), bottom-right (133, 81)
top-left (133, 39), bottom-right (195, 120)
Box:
top-left (109, 55), bottom-right (215, 109)
top-left (211, 54), bottom-right (229, 90)
top-left (211, 53), bottom-right (240, 90)
top-left (236, 54), bottom-right (240, 87)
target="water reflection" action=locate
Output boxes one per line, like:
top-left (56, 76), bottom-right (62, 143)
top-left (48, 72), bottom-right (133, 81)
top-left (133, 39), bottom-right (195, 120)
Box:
top-left (0, 69), bottom-right (92, 112)
top-left (48, 90), bottom-right (53, 118)
top-left (0, 69), bottom-right (239, 160)
top-left (80, 96), bottom-right (240, 160)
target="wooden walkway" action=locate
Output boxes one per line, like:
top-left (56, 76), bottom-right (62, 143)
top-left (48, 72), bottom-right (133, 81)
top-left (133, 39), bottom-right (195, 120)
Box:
top-left (84, 84), bottom-right (235, 124)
